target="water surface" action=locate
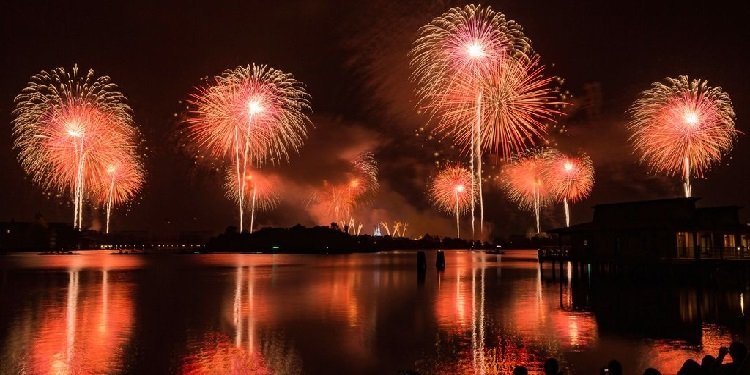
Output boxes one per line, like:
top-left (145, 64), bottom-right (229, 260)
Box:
top-left (0, 250), bottom-right (747, 374)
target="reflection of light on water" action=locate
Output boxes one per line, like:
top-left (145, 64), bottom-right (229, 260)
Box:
top-left (234, 266), bottom-right (243, 347)
top-left (741, 292), bottom-right (744, 316)
top-left (248, 266), bottom-right (254, 354)
top-left (66, 270), bottom-right (79, 368)
top-left (16, 266), bottom-right (134, 374)
top-left (648, 323), bottom-right (734, 374)
top-left (99, 270), bottom-right (108, 334)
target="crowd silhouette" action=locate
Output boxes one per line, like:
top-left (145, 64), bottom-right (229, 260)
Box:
top-left (505, 342), bottom-right (750, 375)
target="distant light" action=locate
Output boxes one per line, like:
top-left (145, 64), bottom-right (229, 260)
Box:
top-left (455, 184), bottom-right (465, 193)
top-left (247, 99), bottom-right (264, 116)
top-left (272, 245), bottom-right (280, 249)
top-left (684, 111), bottom-right (699, 126)
top-left (466, 42), bottom-right (485, 58)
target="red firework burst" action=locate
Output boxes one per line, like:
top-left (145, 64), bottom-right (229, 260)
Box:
top-left (629, 75), bottom-right (738, 197)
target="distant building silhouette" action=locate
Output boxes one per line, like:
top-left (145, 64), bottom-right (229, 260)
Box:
top-left (549, 198), bottom-right (750, 261)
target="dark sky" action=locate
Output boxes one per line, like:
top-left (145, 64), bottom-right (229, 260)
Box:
top-left (0, 1), bottom-right (748, 238)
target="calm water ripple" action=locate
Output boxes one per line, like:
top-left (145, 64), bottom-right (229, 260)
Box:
top-left (0, 250), bottom-right (747, 374)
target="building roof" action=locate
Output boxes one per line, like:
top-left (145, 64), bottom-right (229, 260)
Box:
top-left (548, 197), bottom-right (748, 234)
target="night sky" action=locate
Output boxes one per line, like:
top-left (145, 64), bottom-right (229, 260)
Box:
top-left (0, 1), bottom-right (748, 238)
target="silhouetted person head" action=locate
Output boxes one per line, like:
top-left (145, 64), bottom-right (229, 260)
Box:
top-left (701, 355), bottom-right (716, 369)
top-left (677, 359), bottom-right (701, 375)
top-left (513, 366), bottom-right (529, 375)
top-left (607, 360), bottom-right (622, 375)
top-left (729, 342), bottom-right (748, 363)
top-left (643, 368), bottom-right (661, 375)
top-left (544, 358), bottom-right (560, 375)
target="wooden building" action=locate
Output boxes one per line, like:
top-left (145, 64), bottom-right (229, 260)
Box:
top-left (548, 198), bottom-right (750, 262)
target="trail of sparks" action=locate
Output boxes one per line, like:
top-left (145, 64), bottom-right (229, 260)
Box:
top-left (500, 150), bottom-right (557, 234)
top-left (429, 165), bottom-right (474, 238)
top-left (224, 168), bottom-right (279, 233)
top-left (186, 64), bottom-right (311, 231)
top-left (12, 65), bottom-right (141, 230)
top-left (411, 4), bottom-right (561, 238)
top-left (544, 153), bottom-right (594, 227)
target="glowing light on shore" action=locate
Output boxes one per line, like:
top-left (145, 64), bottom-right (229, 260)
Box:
top-left (545, 152), bottom-right (594, 227)
top-left (186, 64), bottom-right (311, 231)
top-left (429, 166), bottom-right (473, 238)
top-left (12, 65), bottom-right (140, 230)
top-left (628, 75), bottom-right (737, 197)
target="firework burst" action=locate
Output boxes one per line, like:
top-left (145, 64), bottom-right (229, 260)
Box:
top-left (13, 65), bottom-right (140, 230)
top-left (313, 152), bottom-right (379, 227)
top-left (545, 152), bottom-right (594, 227)
top-left (429, 166), bottom-right (474, 238)
top-left (439, 56), bottom-right (563, 157)
top-left (411, 4), bottom-right (546, 238)
top-left (186, 64), bottom-right (311, 231)
top-left (224, 168), bottom-right (279, 233)
top-left (500, 150), bottom-right (556, 234)
top-left (92, 151), bottom-right (145, 233)
top-left (629, 75), bottom-right (737, 197)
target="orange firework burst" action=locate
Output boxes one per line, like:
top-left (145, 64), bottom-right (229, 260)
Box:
top-left (349, 152), bottom-right (379, 201)
top-left (545, 152), bottom-right (594, 226)
top-left (411, 4), bottom-right (532, 103)
top-left (12, 65), bottom-right (141, 230)
top-left (439, 56), bottom-right (563, 157)
top-left (629, 75), bottom-right (738, 197)
top-left (224, 168), bottom-right (279, 233)
top-left (92, 151), bottom-right (145, 234)
top-left (186, 64), bottom-right (311, 231)
top-left (500, 150), bottom-right (556, 234)
top-left (313, 152), bottom-right (379, 225)
top-left (429, 166), bottom-right (473, 238)
top-left (411, 4), bottom-right (554, 238)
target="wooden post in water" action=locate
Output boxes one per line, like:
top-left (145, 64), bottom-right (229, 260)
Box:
top-left (436, 250), bottom-right (446, 271)
top-left (417, 251), bottom-right (427, 271)
top-left (417, 252), bottom-right (427, 284)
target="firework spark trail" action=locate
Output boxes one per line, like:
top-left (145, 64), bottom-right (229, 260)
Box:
top-left (225, 168), bottom-right (279, 233)
top-left (314, 152), bottom-right (378, 225)
top-left (500, 150), bottom-right (556, 234)
top-left (545, 152), bottom-right (594, 227)
top-left (346, 152), bottom-right (379, 222)
top-left (429, 166), bottom-right (474, 238)
top-left (629, 75), bottom-right (737, 197)
top-left (13, 65), bottom-right (139, 230)
top-left (92, 151), bottom-right (145, 234)
top-left (439, 56), bottom-right (563, 157)
top-left (411, 4), bottom-right (560, 238)
top-left (187, 64), bottom-right (311, 231)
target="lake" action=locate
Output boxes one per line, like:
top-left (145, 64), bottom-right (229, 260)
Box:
top-left (0, 250), bottom-right (747, 374)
